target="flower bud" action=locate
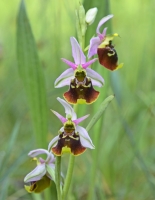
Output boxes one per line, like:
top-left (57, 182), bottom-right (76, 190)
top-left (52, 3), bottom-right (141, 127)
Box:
top-left (85, 7), bottom-right (98, 25)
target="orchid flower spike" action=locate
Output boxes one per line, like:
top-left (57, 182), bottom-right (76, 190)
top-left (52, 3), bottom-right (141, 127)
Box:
top-left (24, 149), bottom-right (56, 193)
top-left (48, 97), bottom-right (95, 156)
top-left (54, 37), bottom-right (104, 104)
top-left (88, 15), bottom-right (123, 71)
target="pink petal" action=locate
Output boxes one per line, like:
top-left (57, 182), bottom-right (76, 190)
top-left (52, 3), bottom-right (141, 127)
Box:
top-left (48, 154), bottom-right (56, 164)
top-left (28, 149), bottom-right (49, 158)
top-left (61, 58), bottom-right (77, 70)
top-left (96, 14), bottom-right (113, 35)
top-left (60, 127), bottom-right (64, 132)
top-left (86, 68), bottom-right (104, 87)
top-left (88, 37), bottom-right (101, 58)
top-left (39, 158), bottom-right (45, 164)
top-left (102, 27), bottom-right (107, 38)
top-left (24, 164), bottom-right (46, 183)
top-left (70, 37), bottom-right (86, 65)
top-left (57, 97), bottom-right (77, 120)
top-left (91, 79), bottom-right (103, 87)
top-left (51, 110), bottom-right (67, 124)
top-left (82, 58), bottom-right (98, 69)
top-left (54, 68), bottom-right (74, 88)
top-left (48, 135), bottom-right (59, 151)
top-left (73, 114), bottom-right (90, 125)
top-left (76, 125), bottom-right (95, 149)
top-left (55, 76), bottom-right (74, 88)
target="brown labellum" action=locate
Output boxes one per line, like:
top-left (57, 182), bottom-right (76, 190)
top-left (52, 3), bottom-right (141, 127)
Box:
top-left (97, 42), bottom-right (118, 71)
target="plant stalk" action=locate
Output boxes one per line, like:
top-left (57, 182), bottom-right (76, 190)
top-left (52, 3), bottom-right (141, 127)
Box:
top-left (62, 155), bottom-right (75, 200)
top-left (55, 156), bottom-right (62, 200)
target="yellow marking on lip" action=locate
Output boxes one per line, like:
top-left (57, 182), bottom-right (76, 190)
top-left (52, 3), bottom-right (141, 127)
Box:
top-left (62, 146), bottom-right (71, 154)
top-left (77, 99), bottom-right (86, 104)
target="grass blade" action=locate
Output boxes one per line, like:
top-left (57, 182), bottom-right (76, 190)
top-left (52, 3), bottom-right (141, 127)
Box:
top-left (16, 0), bottom-right (48, 148)
top-left (86, 95), bottom-right (114, 200)
top-left (86, 95), bottom-right (114, 132)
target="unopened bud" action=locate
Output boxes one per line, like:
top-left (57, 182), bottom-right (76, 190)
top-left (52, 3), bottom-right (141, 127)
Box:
top-left (85, 7), bottom-right (98, 25)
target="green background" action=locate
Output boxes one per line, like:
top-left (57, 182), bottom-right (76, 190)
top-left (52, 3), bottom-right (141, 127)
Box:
top-left (0, 0), bottom-right (155, 199)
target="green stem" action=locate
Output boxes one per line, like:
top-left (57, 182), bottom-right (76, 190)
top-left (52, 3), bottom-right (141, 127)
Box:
top-left (62, 155), bottom-right (75, 200)
top-left (55, 156), bottom-right (62, 200)
top-left (44, 188), bottom-right (51, 200)
top-left (32, 193), bottom-right (42, 200)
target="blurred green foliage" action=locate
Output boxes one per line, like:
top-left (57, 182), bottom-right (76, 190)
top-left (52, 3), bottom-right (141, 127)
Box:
top-left (0, 0), bottom-right (155, 199)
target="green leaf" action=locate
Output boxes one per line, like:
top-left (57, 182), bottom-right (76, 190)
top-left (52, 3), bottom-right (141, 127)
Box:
top-left (16, 0), bottom-right (48, 148)
top-left (86, 95), bottom-right (114, 132)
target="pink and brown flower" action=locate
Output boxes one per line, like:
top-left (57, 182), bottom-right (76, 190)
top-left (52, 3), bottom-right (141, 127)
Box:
top-left (88, 15), bottom-right (123, 71)
top-left (48, 97), bottom-right (95, 156)
top-left (24, 149), bottom-right (55, 193)
top-left (54, 37), bottom-right (104, 104)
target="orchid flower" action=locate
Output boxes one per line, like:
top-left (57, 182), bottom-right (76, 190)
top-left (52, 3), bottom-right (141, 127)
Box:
top-left (48, 97), bottom-right (95, 156)
top-left (24, 149), bottom-right (55, 193)
top-left (88, 15), bottom-right (123, 71)
top-left (54, 37), bottom-right (104, 104)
